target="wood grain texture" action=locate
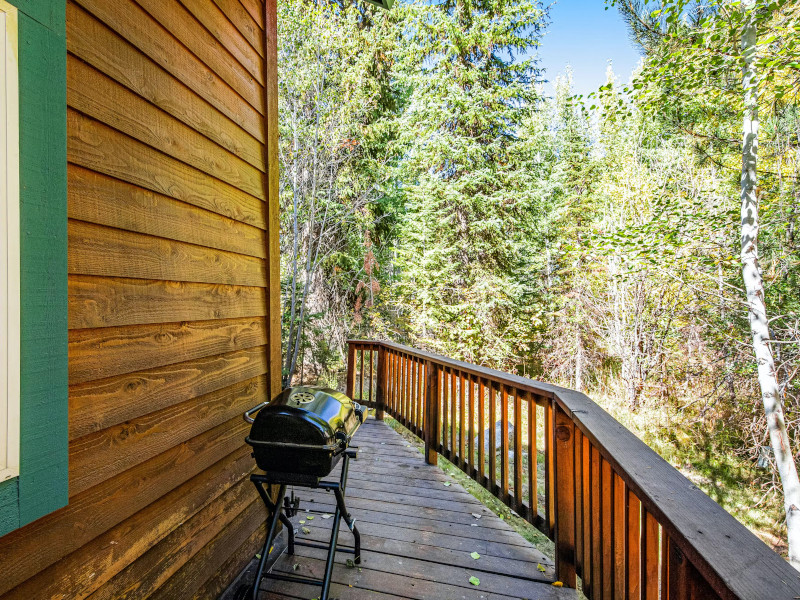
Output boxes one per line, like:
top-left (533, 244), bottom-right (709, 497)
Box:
top-left (212, 0), bottom-right (263, 55)
top-left (69, 375), bottom-right (266, 496)
top-left (68, 166), bottom-right (266, 259)
top-left (179, 0), bottom-right (262, 79)
top-left (74, 0), bottom-right (265, 132)
top-left (238, 0), bottom-right (264, 29)
top-left (68, 110), bottom-right (266, 228)
top-left (67, 58), bottom-right (265, 199)
top-left (2, 448), bottom-right (253, 600)
top-left (0, 0), bottom-right (275, 597)
top-left (133, 0), bottom-right (262, 111)
top-left (68, 275), bottom-right (266, 330)
top-left (69, 317), bottom-right (266, 384)
top-left (87, 481), bottom-right (259, 600)
top-left (68, 220), bottom-right (266, 286)
top-left (69, 346), bottom-right (267, 440)
top-left (146, 498), bottom-right (266, 600)
top-left (66, 1), bottom-right (264, 169)
top-left (0, 419), bottom-right (249, 596)
top-left (189, 525), bottom-right (263, 600)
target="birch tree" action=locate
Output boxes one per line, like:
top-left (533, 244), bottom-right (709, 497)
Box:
top-left (739, 0), bottom-right (800, 567)
top-left (612, 0), bottom-right (800, 565)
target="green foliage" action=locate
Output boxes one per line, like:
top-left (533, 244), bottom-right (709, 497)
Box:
top-left (388, 0), bottom-right (547, 367)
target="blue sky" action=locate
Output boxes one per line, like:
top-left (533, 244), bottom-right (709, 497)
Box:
top-left (536, 0), bottom-right (642, 98)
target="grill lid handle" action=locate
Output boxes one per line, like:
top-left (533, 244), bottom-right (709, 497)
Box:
top-left (243, 401), bottom-right (270, 424)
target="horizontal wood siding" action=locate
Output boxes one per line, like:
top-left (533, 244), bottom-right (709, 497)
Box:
top-left (0, 0), bottom-right (277, 597)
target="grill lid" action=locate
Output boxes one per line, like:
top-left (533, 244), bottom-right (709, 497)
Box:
top-left (245, 386), bottom-right (364, 475)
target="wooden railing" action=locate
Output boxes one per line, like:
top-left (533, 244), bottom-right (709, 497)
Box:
top-left (346, 340), bottom-right (800, 600)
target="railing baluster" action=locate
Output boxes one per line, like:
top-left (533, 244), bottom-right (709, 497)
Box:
top-left (442, 367), bottom-right (451, 459)
top-left (614, 474), bottom-right (626, 600)
top-left (661, 532), bottom-right (670, 600)
top-left (424, 359), bottom-right (440, 466)
top-left (419, 358), bottom-right (425, 435)
top-left (626, 489), bottom-right (641, 600)
top-left (459, 372), bottom-right (466, 470)
top-left (489, 382), bottom-right (497, 494)
top-left (554, 402), bottom-right (577, 587)
top-left (545, 400), bottom-right (554, 534)
top-left (409, 357), bottom-right (416, 430)
top-left (602, 458), bottom-right (614, 599)
top-left (642, 511), bottom-right (659, 600)
top-left (466, 374), bottom-right (474, 477)
top-left (528, 393), bottom-right (537, 521)
top-left (478, 378), bottom-right (486, 486)
top-left (582, 434), bottom-right (592, 597)
top-left (385, 350), bottom-right (391, 414)
top-left (375, 345), bottom-right (385, 420)
top-left (405, 353), bottom-right (411, 424)
top-left (592, 445), bottom-right (603, 600)
top-left (359, 346), bottom-right (364, 402)
top-left (450, 369), bottom-right (457, 459)
top-left (403, 354), bottom-right (410, 427)
top-left (392, 351), bottom-right (398, 415)
top-left (513, 388), bottom-right (523, 511)
top-left (346, 343), bottom-right (356, 399)
top-left (501, 385), bottom-right (510, 503)
top-left (369, 347), bottom-right (374, 406)
top-left (575, 429), bottom-right (584, 578)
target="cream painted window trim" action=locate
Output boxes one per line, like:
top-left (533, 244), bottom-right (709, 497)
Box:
top-left (0, 0), bottom-right (20, 483)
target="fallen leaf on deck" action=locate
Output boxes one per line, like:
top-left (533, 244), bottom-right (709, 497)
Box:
top-left (443, 482), bottom-right (451, 487)
top-left (470, 523), bottom-right (478, 527)
top-left (292, 563), bottom-right (300, 571)
top-left (552, 581), bottom-right (563, 587)
top-left (307, 515), bottom-right (315, 520)
top-left (346, 559), bottom-right (356, 568)
top-left (299, 520), bottom-right (306, 524)
top-left (322, 514), bottom-right (333, 519)
top-left (471, 513), bottom-right (481, 519)
top-left (469, 576), bottom-right (480, 586)
top-left (302, 527), bottom-right (311, 534)
top-left (470, 552), bottom-right (480, 560)
top-left (537, 564), bottom-right (546, 572)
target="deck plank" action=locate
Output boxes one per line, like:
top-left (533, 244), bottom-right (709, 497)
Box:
top-left (239, 418), bottom-right (575, 600)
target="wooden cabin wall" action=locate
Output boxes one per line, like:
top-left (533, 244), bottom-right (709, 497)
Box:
top-left (0, 0), bottom-right (281, 598)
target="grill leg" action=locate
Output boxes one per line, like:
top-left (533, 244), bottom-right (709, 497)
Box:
top-left (279, 512), bottom-right (295, 555)
top-left (321, 495), bottom-right (343, 600)
top-left (337, 452), bottom-right (361, 563)
top-left (251, 482), bottom-right (287, 600)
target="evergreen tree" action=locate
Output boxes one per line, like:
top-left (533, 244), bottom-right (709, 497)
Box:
top-left (391, 0), bottom-right (547, 367)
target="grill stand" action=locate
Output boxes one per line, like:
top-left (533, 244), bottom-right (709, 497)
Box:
top-left (240, 447), bottom-right (361, 600)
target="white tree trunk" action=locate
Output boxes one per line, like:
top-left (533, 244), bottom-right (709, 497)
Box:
top-left (740, 0), bottom-right (800, 570)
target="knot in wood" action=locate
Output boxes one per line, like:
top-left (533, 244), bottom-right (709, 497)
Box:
top-left (555, 425), bottom-right (571, 442)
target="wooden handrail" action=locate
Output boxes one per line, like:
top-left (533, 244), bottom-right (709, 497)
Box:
top-left (346, 339), bottom-right (800, 599)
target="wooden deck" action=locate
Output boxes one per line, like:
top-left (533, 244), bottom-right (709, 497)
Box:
top-left (238, 418), bottom-right (576, 600)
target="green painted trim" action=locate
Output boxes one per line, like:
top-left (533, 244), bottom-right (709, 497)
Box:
top-left (0, 0), bottom-right (67, 536)
top-left (0, 478), bottom-right (19, 536)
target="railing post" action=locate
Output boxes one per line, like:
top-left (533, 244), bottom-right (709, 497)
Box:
top-left (554, 402), bottom-right (577, 587)
top-left (346, 342), bottom-right (356, 400)
top-left (424, 360), bottom-right (440, 466)
top-left (375, 344), bottom-right (386, 421)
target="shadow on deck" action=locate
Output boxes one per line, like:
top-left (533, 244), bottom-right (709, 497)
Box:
top-left (228, 418), bottom-right (575, 599)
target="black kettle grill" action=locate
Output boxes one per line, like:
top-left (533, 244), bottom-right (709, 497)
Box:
top-left (236, 387), bottom-right (365, 600)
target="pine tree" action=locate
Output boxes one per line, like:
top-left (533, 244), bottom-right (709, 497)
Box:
top-left (391, 0), bottom-right (547, 367)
